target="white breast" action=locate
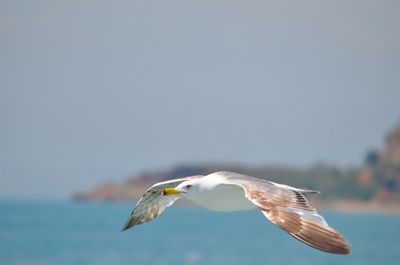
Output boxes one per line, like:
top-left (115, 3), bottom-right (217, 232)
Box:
top-left (184, 183), bottom-right (256, 212)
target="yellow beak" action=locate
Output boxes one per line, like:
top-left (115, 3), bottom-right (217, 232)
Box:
top-left (163, 187), bottom-right (185, 196)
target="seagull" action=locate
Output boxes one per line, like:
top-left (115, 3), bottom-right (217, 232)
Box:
top-left (122, 171), bottom-right (351, 254)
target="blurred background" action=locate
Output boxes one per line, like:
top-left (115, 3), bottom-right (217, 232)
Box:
top-left (1, 1), bottom-right (400, 265)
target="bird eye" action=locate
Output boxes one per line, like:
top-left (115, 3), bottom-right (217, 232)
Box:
top-left (186, 185), bottom-right (192, 189)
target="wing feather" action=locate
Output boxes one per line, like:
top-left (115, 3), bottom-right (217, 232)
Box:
top-left (121, 176), bottom-right (200, 231)
top-left (216, 171), bottom-right (351, 254)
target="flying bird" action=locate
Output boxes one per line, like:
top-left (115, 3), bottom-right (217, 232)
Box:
top-left (122, 171), bottom-right (351, 254)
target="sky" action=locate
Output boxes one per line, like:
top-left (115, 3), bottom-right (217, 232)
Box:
top-left (1, 0), bottom-right (399, 199)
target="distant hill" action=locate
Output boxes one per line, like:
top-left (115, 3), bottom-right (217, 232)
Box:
top-left (73, 119), bottom-right (400, 209)
top-left (73, 163), bottom-right (360, 202)
top-left (358, 120), bottom-right (400, 201)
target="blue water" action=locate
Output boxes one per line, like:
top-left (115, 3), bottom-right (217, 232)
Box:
top-left (0, 201), bottom-right (399, 265)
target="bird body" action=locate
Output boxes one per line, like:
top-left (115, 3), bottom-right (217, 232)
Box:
top-left (122, 171), bottom-right (351, 255)
top-left (180, 175), bottom-right (257, 211)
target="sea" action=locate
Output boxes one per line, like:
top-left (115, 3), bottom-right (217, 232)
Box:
top-left (0, 200), bottom-right (399, 265)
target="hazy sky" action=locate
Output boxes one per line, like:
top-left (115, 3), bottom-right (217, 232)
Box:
top-left (1, 0), bottom-right (399, 198)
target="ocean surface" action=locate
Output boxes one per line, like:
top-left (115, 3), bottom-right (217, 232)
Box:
top-left (0, 201), bottom-right (399, 265)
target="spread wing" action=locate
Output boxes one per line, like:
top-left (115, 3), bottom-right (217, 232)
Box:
top-left (121, 176), bottom-right (200, 231)
top-left (218, 171), bottom-right (351, 254)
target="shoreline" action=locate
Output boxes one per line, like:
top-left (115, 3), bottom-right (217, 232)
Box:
top-left (312, 200), bottom-right (400, 215)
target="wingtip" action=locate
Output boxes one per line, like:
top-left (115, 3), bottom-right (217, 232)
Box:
top-left (339, 239), bottom-right (352, 255)
top-left (121, 217), bottom-right (134, 232)
top-left (327, 238), bottom-right (352, 255)
top-left (333, 243), bottom-right (352, 255)
top-left (344, 247), bottom-right (352, 255)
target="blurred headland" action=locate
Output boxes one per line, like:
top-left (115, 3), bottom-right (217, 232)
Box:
top-left (73, 119), bottom-right (400, 214)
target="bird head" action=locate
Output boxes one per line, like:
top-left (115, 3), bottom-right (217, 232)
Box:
top-left (163, 180), bottom-right (198, 196)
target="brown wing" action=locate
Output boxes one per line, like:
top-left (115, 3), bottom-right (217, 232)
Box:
top-left (121, 176), bottom-right (200, 231)
top-left (218, 171), bottom-right (351, 254)
top-left (261, 207), bottom-right (351, 254)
